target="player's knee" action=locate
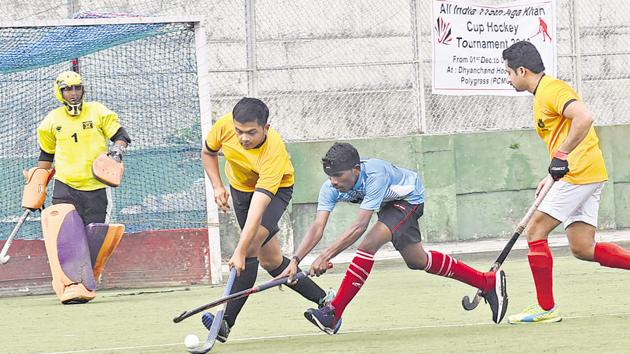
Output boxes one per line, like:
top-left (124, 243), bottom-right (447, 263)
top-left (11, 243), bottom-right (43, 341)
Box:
top-left (356, 240), bottom-right (380, 254)
top-left (526, 215), bottom-right (554, 242)
top-left (404, 259), bottom-right (424, 270)
top-left (258, 248), bottom-right (283, 272)
top-left (259, 258), bottom-right (278, 271)
top-left (569, 243), bottom-right (595, 261)
top-left (526, 228), bottom-right (548, 243)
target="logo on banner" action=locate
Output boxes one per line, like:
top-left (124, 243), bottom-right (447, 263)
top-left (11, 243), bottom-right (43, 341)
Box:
top-left (435, 17), bottom-right (453, 45)
top-left (530, 17), bottom-right (552, 42)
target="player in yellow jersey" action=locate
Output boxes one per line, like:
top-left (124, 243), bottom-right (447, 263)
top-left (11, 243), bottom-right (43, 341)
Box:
top-left (32, 71), bottom-right (130, 304)
top-left (502, 41), bottom-right (630, 323)
top-left (200, 97), bottom-right (335, 342)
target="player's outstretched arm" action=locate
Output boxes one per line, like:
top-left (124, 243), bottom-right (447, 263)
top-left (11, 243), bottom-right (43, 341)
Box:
top-left (310, 208), bottom-right (372, 276)
top-left (277, 210), bottom-right (331, 282)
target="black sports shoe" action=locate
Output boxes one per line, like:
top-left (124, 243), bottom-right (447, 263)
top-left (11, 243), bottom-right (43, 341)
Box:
top-left (481, 270), bottom-right (508, 324)
top-left (201, 312), bottom-right (231, 343)
top-left (304, 305), bottom-right (342, 335)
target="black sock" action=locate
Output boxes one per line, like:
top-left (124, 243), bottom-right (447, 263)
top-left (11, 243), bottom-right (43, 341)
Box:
top-left (224, 257), bottom-right (259, 328)
top-left (267, 256), bottom-right (326, 305)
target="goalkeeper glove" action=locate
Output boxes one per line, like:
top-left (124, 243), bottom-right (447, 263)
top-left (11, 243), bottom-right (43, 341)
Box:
top-left (108, 144), bottom-right (126, 163)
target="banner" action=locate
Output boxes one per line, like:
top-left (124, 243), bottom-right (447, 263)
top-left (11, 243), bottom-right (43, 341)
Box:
top-left (432, 0), bottom-right (556, 95)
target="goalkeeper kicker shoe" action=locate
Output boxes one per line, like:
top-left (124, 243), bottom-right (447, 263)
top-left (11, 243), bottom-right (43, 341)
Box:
top-left (481, 270), bottom-right (508, 324)
top-left (201, 312), bottom-right (231, 343)
top-left (304, 304), bottom-right (342, 335)
top-left (508, 304), bottom-right (561, 324)
top-left (61, 283), bottom-right (96, 304)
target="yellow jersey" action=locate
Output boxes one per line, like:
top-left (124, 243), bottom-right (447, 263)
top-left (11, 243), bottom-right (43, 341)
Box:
top-left (533, 75), bottom-right (607, 184)
top-left (38, 102), bottom-right (122, 191)
top-left (205, 114), bottom-right (294, 195)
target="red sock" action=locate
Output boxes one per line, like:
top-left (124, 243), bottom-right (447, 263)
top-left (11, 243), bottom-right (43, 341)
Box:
top-left (424, 250), bottom-right (493, 293)
top-left (594, 242), bottom-right (630, 269)
top-left (528, 240), bottom-right (555, 311)
top-left (330, 249), bottom-right (374, 320)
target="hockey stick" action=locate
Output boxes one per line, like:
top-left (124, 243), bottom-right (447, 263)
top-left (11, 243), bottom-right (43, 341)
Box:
top-left (186, 267), bottom-right (237, 354)
top-left (0, 168), bottom-right (55, 264)
top-left (461, 175), bottom-right (555, 311)
top-left (0, 209), bottom-right (32, 264)
top-left (173, 263), bottom-right (332, 324)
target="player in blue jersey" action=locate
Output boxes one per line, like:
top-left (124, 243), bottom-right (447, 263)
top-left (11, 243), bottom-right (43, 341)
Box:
top-left (279, 142), bottom-right (508, 334)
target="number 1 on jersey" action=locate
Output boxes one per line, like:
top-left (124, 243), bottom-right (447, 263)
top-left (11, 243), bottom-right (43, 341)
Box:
top-left (71, 132), bottom-right (78, 142)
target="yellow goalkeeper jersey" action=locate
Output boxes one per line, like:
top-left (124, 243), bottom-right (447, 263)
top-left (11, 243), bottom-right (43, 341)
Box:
top-left (37, 102), bottom-right (122, 191)
top-left (205, 113), bottom-right (294, 195)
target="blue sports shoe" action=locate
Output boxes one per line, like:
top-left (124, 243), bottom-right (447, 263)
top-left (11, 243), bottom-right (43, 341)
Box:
top-left (201, 312), bottom-right (231, 343)
top-left (304, 305), bottom-right (342, 335)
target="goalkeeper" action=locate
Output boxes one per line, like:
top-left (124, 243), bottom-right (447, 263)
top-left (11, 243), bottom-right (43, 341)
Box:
top-left (27, 71), bottom-right (130, 304)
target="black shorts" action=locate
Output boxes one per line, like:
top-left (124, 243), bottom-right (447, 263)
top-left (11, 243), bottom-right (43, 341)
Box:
top-left (52, 180), bottom-right (109, 225)
top-left (377, 201), bottom-right (424, 251)
top-left (230, 186), bottom-right (293, 245)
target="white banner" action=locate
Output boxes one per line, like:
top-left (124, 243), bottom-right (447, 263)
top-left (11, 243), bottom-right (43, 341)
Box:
top-left (432, 0), bottom-right (556, 96)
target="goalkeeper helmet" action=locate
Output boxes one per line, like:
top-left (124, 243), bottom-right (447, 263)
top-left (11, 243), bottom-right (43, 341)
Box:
top-left (54, 71), bottom-right (84, 116)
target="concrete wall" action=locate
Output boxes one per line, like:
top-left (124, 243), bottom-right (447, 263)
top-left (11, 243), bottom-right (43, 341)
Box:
top-left (0, 229), bottom-right (214, 297)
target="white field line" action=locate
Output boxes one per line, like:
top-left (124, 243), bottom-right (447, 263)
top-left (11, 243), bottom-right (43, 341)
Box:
top-left (43, 311), bottom-right (630, 354)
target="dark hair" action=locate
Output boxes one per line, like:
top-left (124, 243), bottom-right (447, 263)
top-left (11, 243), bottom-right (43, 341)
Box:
top-left (322, 142), bottom-right (360, 175)
top-left (232, 97), bottom-right (269, 126)
top-left (502, 41), bottom-right (545, 74)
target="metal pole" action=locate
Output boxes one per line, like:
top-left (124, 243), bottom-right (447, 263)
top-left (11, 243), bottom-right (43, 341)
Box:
top-left (195, 21), bottom-right (223, 284)
top-left (67, 0), bottom-right (78, 18)
top-left (572, 0), bottom-right (582, 94)
top-left (245, 0), bottom-right (258, 97)
top-left (410, 0), bottom-right (427, 134)
top-left (68, 0), bottom-right (79, 71)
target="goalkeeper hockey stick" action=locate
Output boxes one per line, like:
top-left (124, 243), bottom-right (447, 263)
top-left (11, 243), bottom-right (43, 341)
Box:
top-left (0, 209), bottom-right (32, 264)
top-left (0, 168), bottom-right (55, 264)
top-left (461, 175), bottom-right (554, 311)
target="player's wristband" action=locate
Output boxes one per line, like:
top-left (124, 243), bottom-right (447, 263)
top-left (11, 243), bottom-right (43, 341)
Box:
top-left (553, 150), bottom-right (569, 160)
top-left (291, 255), bottom-right (301, 265)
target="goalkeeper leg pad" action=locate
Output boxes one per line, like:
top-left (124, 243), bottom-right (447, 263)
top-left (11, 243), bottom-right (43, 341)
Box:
top-left (42, 204), bottom-right (96, 304)
top-left (85, 223), bottom-right (125, 280)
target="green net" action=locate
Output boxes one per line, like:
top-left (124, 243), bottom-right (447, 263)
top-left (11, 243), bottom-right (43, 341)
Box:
top-left (0, 18), bottom-right (207, 239)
